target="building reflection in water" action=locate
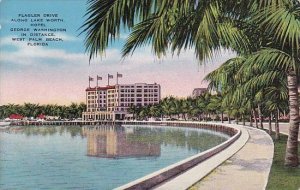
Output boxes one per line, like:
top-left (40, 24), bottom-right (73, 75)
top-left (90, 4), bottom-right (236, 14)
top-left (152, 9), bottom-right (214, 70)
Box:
top-left (82, 126), bottom-right (161, 158)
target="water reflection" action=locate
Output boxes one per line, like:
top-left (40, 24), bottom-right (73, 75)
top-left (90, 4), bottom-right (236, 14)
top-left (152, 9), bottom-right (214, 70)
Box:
top-left (82, 126), bottom-right (161, 158)
top-left (2, 125), bottom-right (229, 159)
top-left (124, 126), bottom-right (229, 151)
top-left (1, 125), bottom-right (230, 189)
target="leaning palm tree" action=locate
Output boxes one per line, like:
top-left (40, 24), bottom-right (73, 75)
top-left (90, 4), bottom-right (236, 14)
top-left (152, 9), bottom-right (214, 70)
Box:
top-left (81, 0), bottom-right (300, 166)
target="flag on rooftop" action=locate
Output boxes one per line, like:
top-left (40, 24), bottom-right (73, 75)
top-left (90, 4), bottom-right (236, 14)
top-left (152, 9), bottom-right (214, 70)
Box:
top-left (117, 73), bottom-right (123, 78)
top-left (89, 76), bottom-right (94, 81)
top-left (97, 75), bottom-right (102, 80)
top-left (108, 74), bottom-right (113, 79)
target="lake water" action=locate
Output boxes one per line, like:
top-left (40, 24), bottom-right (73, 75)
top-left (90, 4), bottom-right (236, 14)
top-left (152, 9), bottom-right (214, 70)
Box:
top-left (0, 125), bottom-right (229, 190)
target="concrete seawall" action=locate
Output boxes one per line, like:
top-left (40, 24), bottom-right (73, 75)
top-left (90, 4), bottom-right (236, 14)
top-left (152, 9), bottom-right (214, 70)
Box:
top-left (114, 122), bottom-right (248, 190)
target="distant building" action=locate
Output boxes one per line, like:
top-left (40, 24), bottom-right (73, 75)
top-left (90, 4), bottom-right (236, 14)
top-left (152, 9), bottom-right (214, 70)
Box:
top-left (9, 114), bottom-right (24, 120)
top-left (192, 88), bottom-right (207, 97)
top-left (82, 83), bottom-right (161, 121)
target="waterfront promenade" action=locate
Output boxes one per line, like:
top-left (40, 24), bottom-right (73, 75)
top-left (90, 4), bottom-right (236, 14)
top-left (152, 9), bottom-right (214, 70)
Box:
top-left (190, 126), bottom-right (274, 190)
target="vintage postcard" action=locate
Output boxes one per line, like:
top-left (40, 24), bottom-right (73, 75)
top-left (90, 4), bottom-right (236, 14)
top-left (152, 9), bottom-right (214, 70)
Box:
top-left (0, 0), bottom-right (299, 189)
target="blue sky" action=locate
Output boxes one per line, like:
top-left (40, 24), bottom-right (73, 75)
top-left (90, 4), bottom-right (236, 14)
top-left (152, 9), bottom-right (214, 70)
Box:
top-left (0, 0), bottom-right (235, 105)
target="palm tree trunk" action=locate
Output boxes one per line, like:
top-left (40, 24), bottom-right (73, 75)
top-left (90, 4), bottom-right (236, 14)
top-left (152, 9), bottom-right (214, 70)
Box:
top-left (252, 109), bottom-right (258, 128)
top-left (250, 114), bottom-right (253, 127)
top-left (221, 112), bottom-right (224, 123)
top-left (258, 104), bottom-right (263, 129)
top-left (183, 113), bottom-right (187, 121)
top-left (285, 70), bottom-right (299, 167)
top-left (275, 110), bottom-right (280, 140)
top-left (228, 113), bottom-right (231, 124)
top-left (268, 114), bottom-right (272, 135)
top-left (242, 115), bottom-right (245, 125)
top-left (235, 116), bottom-right (239, 124)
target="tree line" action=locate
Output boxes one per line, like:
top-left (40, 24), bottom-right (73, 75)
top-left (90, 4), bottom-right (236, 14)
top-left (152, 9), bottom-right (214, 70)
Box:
top-left (129, 92), bottom-right (289, 131)
top-left (128, 93), bottom-right (222, 122)
top-left (0, 103), bottom-right (86, 120)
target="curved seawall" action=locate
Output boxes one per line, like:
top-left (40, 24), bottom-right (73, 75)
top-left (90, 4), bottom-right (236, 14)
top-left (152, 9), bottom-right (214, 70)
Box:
top-left (116, 121), bottom-right (249, 190)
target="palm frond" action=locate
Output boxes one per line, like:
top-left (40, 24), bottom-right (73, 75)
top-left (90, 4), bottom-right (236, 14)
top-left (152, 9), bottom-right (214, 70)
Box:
top-left (253, 3), bottom-right (300, 56)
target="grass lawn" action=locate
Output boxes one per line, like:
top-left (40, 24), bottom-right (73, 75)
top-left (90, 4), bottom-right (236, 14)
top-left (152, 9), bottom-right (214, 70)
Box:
top-left (266, 133), bottom-right (300, 190)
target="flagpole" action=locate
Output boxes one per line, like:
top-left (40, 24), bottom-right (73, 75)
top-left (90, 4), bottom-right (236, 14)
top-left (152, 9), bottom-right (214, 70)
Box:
top-left (97, 76), bottom-right (99, 88)
top-left (108, 74), bottom-right (109, 86)
top-left (89, 77), bottom-right (90, 88)
top-left (117, 72), bottom-right (118, 85)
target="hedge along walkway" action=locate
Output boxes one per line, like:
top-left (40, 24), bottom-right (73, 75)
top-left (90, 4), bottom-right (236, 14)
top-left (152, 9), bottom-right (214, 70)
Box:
top-left (190, 126), bottom-right (274, 190)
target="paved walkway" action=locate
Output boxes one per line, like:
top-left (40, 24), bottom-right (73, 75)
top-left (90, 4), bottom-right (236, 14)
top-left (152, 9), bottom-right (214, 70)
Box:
top-left (190, 126), bottom-right (274, 190)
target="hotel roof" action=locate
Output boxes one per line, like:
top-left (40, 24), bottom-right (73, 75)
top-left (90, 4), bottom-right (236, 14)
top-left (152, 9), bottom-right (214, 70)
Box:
top-left (86, 86), bottom-right (115, 91)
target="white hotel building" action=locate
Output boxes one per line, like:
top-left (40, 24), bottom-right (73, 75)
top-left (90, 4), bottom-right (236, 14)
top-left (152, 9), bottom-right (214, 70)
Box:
top-left (82, 83), bottom-right (161, 121)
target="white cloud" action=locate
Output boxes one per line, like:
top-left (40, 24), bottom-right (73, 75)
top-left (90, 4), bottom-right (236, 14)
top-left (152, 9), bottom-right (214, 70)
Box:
top-left (119, 33), bottom-right (129, 40)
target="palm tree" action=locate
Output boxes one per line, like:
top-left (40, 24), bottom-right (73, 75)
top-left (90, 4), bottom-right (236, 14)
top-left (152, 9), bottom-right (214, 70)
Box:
top-left (161, 97), bottom-right (174, 119)
top-left (128, 105), bottom-right (140, 120)
top-left (194, 96), bottom-right (206, 121)
top-left (82, 0), bottom-right (300, 166)
top-left (171, 99), bottom-right (183, 119)
top-left (149, 104), bottom-right (162, 119)
top-left (78, 103), bottom-right (87, 118)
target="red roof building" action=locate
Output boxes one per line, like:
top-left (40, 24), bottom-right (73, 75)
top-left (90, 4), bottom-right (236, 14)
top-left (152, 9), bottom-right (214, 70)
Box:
top-left (9, 114), bottom-right (24, 120)
top-left (37, 114), bottom-right (45, 119)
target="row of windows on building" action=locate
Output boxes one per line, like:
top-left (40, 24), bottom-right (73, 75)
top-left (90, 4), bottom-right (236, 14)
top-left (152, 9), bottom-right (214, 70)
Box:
top-left (88, 97), bottom-right (159, 103)
top-left (87, 94), bottom-right (159, 100)
top-left (87, 102), bottom-right (158, 112)
top-left (87, 88), bottom-right (159, 95)
top-left (119, 85), bottom-right (159, 88)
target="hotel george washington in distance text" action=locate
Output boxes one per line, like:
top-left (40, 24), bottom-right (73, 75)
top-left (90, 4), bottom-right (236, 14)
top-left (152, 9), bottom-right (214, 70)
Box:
top-left (82, 74), bottom-right (161, 121)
